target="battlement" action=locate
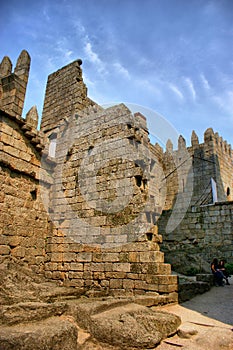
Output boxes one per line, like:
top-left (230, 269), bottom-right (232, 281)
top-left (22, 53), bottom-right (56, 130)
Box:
top-left (157, 128), bottom-right (233, 207)
top-left (160, 128), bottom-right (232, 161)
top-left (0, 50), bottom-right (30, 117)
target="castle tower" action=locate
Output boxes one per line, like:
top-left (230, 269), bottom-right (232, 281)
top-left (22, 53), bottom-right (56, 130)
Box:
top-left (0, 50), bottom-right (30, 117)
top-left (41, 59), bottom-right (95, 137)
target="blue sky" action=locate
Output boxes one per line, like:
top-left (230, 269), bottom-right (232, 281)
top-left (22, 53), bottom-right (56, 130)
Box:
top-left (0, 0), bottom-right (233, 147)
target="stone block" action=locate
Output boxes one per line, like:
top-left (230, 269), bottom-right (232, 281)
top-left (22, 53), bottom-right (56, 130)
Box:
top-left (0, 244), bottom-right (10, 255)
top-left (134, 280), bottom-right (147, 290)
top-left (113, 262), bottom-right (131, 272)
top-left (68, 271), bottom-right (83, 279)
top-left (63, 252), bottom-right (76, 262)
top-left (109, 279), bottom-right (123, 289)
top-left (139, 251), bottom-right (164, 263)
top-left (102, 252), bottom-right (119, 262)
top-left (76, 252), bottom-right (92, 262)
top-left (11, 246), bottom-right (25, 258)
top-left (105, 271), bottom-right (126, 279)
top-left (50, 253), bottom-right (64, 262)
top-left (122, 279), bottom-right (134, 289)
top-left (70, 262), bottom-right (83, 271)
top-left (128, 251), bottom-right (140, 262)
top-left (93, 272), bottom-right (105, 280)
top-left (158, 284), bottom-right (178, 293)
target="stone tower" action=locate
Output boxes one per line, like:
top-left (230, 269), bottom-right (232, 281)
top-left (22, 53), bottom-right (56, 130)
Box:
top-left (0, 50), bottom-right (30, 117)
top-left (41, 58), bottom-right (96, 137)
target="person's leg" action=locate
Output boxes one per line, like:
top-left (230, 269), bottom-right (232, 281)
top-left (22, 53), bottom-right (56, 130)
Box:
top-left (216, 271), bottom-right (224, 286)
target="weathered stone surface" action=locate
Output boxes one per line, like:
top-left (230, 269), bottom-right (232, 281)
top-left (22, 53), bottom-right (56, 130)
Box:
top-left (89, 303), bottom-right (181, 348)
top-left (0, 317), bottom-right (78, 350)
top-left (0, 258), bottom-right (83, 305)
top-left (0, 302), bottom-right (67, 326)
top-left (177, 324), bottom-right (198, 339)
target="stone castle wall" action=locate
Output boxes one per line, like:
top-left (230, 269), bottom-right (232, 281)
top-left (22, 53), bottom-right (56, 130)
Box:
top-left (0, 52), bottom-right (178, 302)
top-left (0, 109), bottom-right (52, 273)
top-left (158, 201), bottom-right (233, 273)
top-left (163, 129), bottom-right (233, 210)
top-left (41, 94), bottom-right (177, 299)
top-left (158, 129), bottom-right (233, 268)
top-left (0, 50), bottom-right (232, 298)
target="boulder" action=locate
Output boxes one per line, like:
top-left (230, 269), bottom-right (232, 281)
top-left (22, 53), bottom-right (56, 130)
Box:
top-left (0, 317), bottom-right (77, 350)
top-left (89, 303), bottom-right (181, 348)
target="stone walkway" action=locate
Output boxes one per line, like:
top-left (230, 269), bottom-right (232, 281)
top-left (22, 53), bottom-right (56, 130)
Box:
top-left (155, 276), bottom-right (233, 349)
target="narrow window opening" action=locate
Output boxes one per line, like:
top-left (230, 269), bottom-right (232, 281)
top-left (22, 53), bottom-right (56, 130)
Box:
top-left (150, 159), bottom-right (156, 171)
top-left (227, 187), bottom-right (230, 196)
top-left (146, 211), bottom-right (151, 222)
top-left (135, 175), bottom-right (142, 187)
top-left (49, 133), bottom-right (57, 158)
top-left (146, 232), bottom-right (153, 241)
top-left (66, 147), bottom-right (73, 161)
top-left (30, 189), bottom-right (37, 200)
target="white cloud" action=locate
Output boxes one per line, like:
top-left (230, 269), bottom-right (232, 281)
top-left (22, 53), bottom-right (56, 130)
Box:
top-left (84, 42), bottom-right (106, 75)
top-left (168, 83), bottom-right (184, 100)
top-left (212, 90), bottom-right (233, 115)
top-left (113, 62), bottom-right (130, 79)
top-left (72, 20), bottom-right (107, 75)
top-left (82, 72), bottom-right (95, 87)
top-left (84, 42), bottom-right (101, 65)
top-left (42, 7), bottom-right (50, 21)
top-left (136, 78), bottom-right (161, 98)
top-left (184, 77), bottom-right (196, 100)
top-left (200, 73), bottom-right (210, 90)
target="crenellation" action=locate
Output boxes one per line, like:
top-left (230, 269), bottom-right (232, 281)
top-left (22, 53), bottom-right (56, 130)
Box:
top-left (0, 56), bottom-right (12, 77)
top-left (25, 105), bottom-right (39, 129)
top-left (0, 51), bottom-right (30, 117)
top-left (204, 127), bottom-right (214, 142)
top-left (178, 135), bottom-right (186, 150)
top-left (14, 50), bottom-right (30, 82)
top-left (191, 130), bottom-right (199, 147)
top-left (166, 139), bottom-right (173, 153)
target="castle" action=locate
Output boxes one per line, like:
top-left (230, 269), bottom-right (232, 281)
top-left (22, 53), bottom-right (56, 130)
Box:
top-left (0, 50), bottom-right (232, 302)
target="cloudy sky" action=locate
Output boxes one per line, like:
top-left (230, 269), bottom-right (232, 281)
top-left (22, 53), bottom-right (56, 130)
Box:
top-left (0, 0), bottom-right (233, 147)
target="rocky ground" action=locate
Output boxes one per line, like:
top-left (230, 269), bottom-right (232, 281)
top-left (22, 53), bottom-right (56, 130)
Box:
top-left (0, 257), bottom-right (232, 349)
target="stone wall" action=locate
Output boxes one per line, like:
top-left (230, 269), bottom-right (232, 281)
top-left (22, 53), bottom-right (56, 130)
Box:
top-left (158, 128), bottom-right (233, 271)
top-left (163, 129), bottom-right (233, 210)
top-left (0, 50), bottom-right (232, 299)
top-left (158, 201), bottom-right (233, 272)
top-left (0, 109), bottom-right (52, 273)
top-left (41, 98), bottom-right (177, 300)
top-left (0, 53), bottom-right (177, 302)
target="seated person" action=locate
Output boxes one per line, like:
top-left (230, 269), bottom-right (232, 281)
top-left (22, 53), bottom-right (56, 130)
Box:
top-left (218, 259), bottom-right (230, 285)
top-left (211, 258), bottom-right (224, 286)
